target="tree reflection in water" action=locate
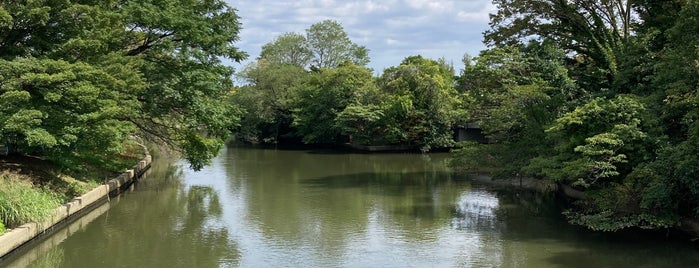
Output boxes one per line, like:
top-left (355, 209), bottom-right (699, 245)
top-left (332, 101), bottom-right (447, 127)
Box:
top-left (29, 160), bottom-right (240, 268)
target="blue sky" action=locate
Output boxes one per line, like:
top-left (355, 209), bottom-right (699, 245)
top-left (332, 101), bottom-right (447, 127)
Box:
top-left (225, 0), bottom-right (494, 74)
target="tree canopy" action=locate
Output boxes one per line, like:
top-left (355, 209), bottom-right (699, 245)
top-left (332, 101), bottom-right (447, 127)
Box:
top-left (452, 0), bottom-right (699, 232)
top-left (0, 0), bottom-right (246, 171)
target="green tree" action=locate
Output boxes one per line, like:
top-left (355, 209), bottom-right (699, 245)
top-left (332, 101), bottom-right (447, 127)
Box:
top-left (306, 20), bottom-right (370, 68)
top-left (0, 58), bottom-right (141, 167)
top-left (292, 63), bottom-right (377, 144)
top-left (485, 0), bottom-right (634, 90)
top-left (452, 42), bottom-right (577, 177)
top-left (451, 0), bottom-right (699, 233)
top-left (259, 32), bottom-right (312, 68)
top-left (335, 104), bottom-right (385, 145)
top-left (233, 60), bottom-right (308, 143)
top-left (634, 0), bottom-right (699, 229)
top-left (378, 56), bottom-right (461, 151)
top-left (0, 0), bottom-right (247, 170)
top-left (120, 0), bottom-right (247, 170)
top-left (533, 96), bottom-right (655, 187)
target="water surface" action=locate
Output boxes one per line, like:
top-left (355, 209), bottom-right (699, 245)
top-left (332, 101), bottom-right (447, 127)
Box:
top-left (3, 145), bottom-right (698, 267)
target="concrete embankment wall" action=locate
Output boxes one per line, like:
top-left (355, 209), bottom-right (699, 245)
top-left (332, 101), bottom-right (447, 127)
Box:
top-left (0, 154), bottom-right (152, 258)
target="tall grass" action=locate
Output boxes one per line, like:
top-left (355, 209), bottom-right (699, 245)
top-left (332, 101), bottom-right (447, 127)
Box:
top-left (0, 172), bottom-right (62, 228)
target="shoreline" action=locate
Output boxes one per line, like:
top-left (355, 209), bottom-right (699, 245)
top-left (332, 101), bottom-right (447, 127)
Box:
top-left (0, 154), bottom-right (152, 259)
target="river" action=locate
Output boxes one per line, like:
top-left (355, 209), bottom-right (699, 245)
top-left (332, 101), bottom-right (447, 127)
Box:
top-left (2, 145), bottom-right (698, 267)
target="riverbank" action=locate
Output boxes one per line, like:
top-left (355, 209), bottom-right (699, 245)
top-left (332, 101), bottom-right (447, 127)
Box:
top-left (0, 154), bottom-right (152, 258)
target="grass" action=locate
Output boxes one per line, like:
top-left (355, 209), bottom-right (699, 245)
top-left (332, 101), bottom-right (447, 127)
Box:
top-left (0, 172), bottom-right (62, 229)
top-left (0, 140), bottom-right (146, 234)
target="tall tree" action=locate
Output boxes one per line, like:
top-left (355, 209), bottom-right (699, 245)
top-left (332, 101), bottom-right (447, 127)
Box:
top-left (120, 0), bottom-right (247, 170)
top-left (259, 32), bottom-right (312, 68)
top-left (305, 20), bottom-right (370, 68)
top-left (452, 42), bottom-right (579, 177)
top-left (485, 0), bottom-right (634, 89)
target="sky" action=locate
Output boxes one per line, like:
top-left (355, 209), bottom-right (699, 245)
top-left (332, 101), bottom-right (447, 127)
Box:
top-left (225, 0), bottom-right (495, 75)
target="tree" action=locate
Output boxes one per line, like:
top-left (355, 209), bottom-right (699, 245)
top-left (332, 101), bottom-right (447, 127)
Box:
top-left (0, 0), bottom-right (247, 170)
top-left (485, 0), bottom-right (635, 90)
top-left (452, 42), bottom-right (580, 177)
top-left (335, 104), bottom-right (385, 145)
top-left (378, 56), bottom-right (461, 151)
top-left (292, 63), bottom-right (377, 144)
top-left (120, 0), bottom-right (247, 170)
top-left (306, 20), bottom-right (370, 68)
top-left (453, 0), bottom-right (699, 232)
top-left (259, 32), bottom-right (312, 68)
top-left (232, 60), bottom-right (308, 143)
top-left (639, 0), bottom-right (699, 229)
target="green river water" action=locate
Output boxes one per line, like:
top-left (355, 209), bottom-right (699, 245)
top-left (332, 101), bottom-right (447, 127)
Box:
top-left (2, 145), bottom-right (698, 267)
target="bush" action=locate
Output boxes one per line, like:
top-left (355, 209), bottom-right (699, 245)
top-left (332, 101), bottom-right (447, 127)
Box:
top-left (0, 221), bottom-right (5, 234)
top-left (0, 172), bottom-right (61, 228)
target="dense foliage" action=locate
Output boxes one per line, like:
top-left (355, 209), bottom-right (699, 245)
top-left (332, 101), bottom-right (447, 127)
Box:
top-left (451, 0), bottom-right (699, 231)
top-left (0, 0), bottom-right (246, 171)
top-left (232, 22), bottom-right (462, 151)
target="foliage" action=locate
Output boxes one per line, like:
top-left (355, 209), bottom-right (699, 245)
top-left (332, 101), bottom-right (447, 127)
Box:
top-left (0, 172), bottom-right (62, 228)
top-left (335, 104), bottom-right (385, 145)
top-left (292, 63), bottom-right (377, 144)
top-left (306, 20), bottom-right (370, 68)
top-left (233, 62), bottom-right (307, 143)
top-left (653, 0), bottom-right (699, 142)
top-left (535, 96), bottom-right (655, 188)
top-left (259, 32), bottom-right (312, 68)
top-left (234, 20), bottom-right (373, 144)
top-left (0, 57), bottom-right (140, 168)
top-left (0, 0), bottom-right (246, 171)
top-left (378, 55), bottom-right (462, 151)
top-left (485, 0), bottom-right (634, 89)
top-left (451, 0), bottom-right (699, 232)
top-left (449, 142), bottom-right (500, 173)
top-left (454, 42), bottom-right (575, 178)
top-left (563, 166), bottom-right (679, 231)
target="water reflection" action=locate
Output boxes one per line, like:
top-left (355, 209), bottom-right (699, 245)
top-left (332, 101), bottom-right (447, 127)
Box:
top-left (6, 145), bottom-right (699, 268)
top-left (30, 247), bottom-right (63, 268)
top-left (452, 191), bottom-right (501, 230)
top-left (28, 157), bottom-right (239, 268)
top-left (218, 146), bottom-right (699, 267)
top-left (220, 146), bottom-right (511, 267)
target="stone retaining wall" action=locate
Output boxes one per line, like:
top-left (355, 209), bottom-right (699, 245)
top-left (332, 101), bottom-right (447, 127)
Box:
top-left (0, 155), bottom-right (152, 258)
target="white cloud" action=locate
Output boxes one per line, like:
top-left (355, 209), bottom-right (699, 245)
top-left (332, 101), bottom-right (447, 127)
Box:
top-left (456, 2), bottom-right (496, 23)
top-left (406, 0), bottom-right (454, 13)
top-left (226, 0), bottom-right (492, 72)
